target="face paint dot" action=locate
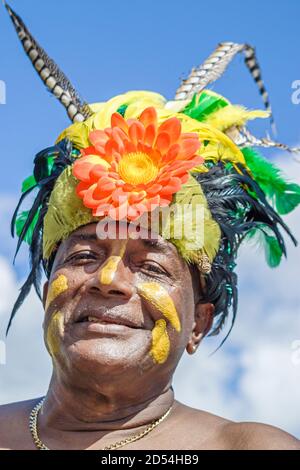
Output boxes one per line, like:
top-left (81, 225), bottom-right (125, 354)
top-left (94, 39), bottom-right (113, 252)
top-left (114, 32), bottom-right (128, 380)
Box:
top-left (151, 319), bottom-right (170, 364)
top-left (46, 310), bottom-right (63, 358)
top-left (45, 274), bottom-right (68, 311)
top-left (137, 282), bottom-right (181, 332)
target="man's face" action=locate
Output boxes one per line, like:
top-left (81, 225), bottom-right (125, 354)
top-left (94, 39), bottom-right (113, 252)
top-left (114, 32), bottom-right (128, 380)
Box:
top-left (42, 222), bottom-right (210, 392)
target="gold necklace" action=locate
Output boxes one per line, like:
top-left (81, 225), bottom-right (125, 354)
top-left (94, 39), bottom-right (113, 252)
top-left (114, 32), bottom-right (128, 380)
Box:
top-left (29, 398), bottom-right (172, 450)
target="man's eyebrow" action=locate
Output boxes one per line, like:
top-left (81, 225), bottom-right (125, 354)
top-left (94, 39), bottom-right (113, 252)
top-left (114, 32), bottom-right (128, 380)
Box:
top-left (68, 233), bottom-right (99, 244)
top-left (140, 238), bottom-right (173, 254)
top-left (67, 233), bottom-right (173, 254)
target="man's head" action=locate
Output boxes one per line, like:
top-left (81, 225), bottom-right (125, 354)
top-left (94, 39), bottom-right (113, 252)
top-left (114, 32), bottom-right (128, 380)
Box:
top-left (6, 5), bottom-right (300, 354)
top-left (8, 94), bottom-right (299, 351)
top-left (42, 222), bottom-right (214, 395)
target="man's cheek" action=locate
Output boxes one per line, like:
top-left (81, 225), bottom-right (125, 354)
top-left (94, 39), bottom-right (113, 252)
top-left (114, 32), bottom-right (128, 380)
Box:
top-left (150, 319), bottom-right (170, 364)
top-left (136, 281), bottom-right (181, 365)
top-left (44, 274), bottom-right (71, 358)
top-left (45, 310), bottom-right (64, 359)
top-left (45, 274), bottom-right (69, 311)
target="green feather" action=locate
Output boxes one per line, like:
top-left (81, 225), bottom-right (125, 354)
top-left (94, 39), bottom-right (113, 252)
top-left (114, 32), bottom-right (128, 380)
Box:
top-left (246, 225), bottom-right (283, 268)
top-left (242, 147), bottom-right (300, 215)
top-left (182, 91), bottom-right (228, 121)
top-left (21, 175), bottom-right (37, 193)
top-left (15, 209), bottom-right (40, 245)
top-left (116, 104), bottom-right (128, 117)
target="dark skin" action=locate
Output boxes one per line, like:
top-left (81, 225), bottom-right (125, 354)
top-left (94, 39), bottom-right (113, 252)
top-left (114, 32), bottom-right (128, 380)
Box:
top-left (0, 222), bottom-right (299, 450)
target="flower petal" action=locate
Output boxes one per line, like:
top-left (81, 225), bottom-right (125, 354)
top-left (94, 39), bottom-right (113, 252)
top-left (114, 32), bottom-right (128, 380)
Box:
top-left (128, 190), bottom-right (147, 204)
top-left (139, 107), bottom-right (157, 128)
top-left (144, 124), bottom-right (156, 146)
top-left (73, 161), bottom-right (93, 182)
top-left (161, 143), bottom-right (180, 164)
top-left (129, 121), bottom-right (145, 146)
top-left (95, 202), bottom-right (112, 217)
top-left (127, 205), bottom-right (140, 220)
top-left (95, 176), bottom-right (116, 192)
top-left (155, 132), bottom-right (171, 154)
top-left (76, 181), bottom-right (89, 197)
top-left (105, 139), bottom-right (119, 159)
top-left (124, 140), bottom-right (137, 154)
top-left (81, 145), bottom-right (101, 157)
top-left (111, 128), bottom-right (126, 153)
top-left (146, 183), bottom-right (163, 195)
top-left (83, 184), bottom-right (99, 208)
top-left (159, 177), bottom-right (182, 195)
top-left (89, 130), bottom-right (109, 152)
top-left (111, 113), bottom-right (129, 133)
top-left (89, 165), bottom-right (109, 183)
top-left (177, 138), bottom-right (201, 160)
top-left (108, 200), bottom-right (129, 220)
top-left (141, 195), bottom-right (160, 211)
top-left (159, 195), bottom-right (173, 206)
top-left (180, 173), bottom-right (189, 184)
top-left (158, 117), bottom-right (181, 144)
top-left (111, 187), bottom-right (128, 204)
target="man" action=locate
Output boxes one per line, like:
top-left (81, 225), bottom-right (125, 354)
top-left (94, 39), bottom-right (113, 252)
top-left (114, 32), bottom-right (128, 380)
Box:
top-left (0, 222), bottom-right (299, 450)
top-left (1, 2), bottom-right (300, 450)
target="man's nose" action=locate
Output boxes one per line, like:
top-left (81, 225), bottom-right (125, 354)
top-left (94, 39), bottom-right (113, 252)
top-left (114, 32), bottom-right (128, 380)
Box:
top-left (88, 256), bottom-right (135, 300)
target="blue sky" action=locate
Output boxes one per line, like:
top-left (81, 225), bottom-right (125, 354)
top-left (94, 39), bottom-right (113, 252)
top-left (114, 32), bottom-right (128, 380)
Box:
top-left (0, 0), bottom-right (300, 439)
top-left (1, 0), bottom-right (300, 195)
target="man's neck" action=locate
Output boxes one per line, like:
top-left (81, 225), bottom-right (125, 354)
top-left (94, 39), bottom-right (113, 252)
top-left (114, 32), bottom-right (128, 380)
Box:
top-left (40, 373), bottom-right (174, 434)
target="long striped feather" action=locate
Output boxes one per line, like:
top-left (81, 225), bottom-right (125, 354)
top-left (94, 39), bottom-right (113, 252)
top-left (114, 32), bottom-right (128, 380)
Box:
top-left (240, 127), bottom-right (300, 153)
top-left (4, 1), bottom-right (93, 122)
top-left (175, 42), bottom-right (275, 133)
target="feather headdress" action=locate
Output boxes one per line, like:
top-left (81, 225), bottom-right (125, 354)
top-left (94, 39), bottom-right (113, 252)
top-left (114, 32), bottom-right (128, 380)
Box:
top-left (5, 2), bottom-right (300, 344)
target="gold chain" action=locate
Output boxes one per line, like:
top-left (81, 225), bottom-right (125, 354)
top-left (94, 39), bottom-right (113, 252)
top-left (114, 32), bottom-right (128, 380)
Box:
top-left (29, 398), bottom-right (172, 450)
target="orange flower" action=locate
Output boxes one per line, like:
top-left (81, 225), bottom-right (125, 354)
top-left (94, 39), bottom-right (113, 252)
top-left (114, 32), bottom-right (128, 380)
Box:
top-left (73, 107), bottom-right (203, 221)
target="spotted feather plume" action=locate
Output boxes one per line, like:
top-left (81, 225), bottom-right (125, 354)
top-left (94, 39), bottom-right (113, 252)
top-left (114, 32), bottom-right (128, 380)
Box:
top-left (175, 42), bottom-right (275, 131)
top-left (239, 127), bottom-right (300, 153)
top-left (4, 1), bottom-right (92, 122)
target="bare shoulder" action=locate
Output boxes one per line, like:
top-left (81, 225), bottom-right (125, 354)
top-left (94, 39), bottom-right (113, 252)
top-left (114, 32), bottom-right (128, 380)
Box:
top-left (174, 401), bottom-right (230, 427)
top-left (171, 401), bottom-right (232, 449)
top-left (221, 421), bottom-right (300, 450)
top-left (172, 402), bottom-right (299, 450)
top-left (0, 399), bottom-right (40, 450)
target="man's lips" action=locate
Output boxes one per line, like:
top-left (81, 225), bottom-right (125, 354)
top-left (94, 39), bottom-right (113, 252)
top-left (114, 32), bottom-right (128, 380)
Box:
top-left (74, 310), bottom-right (142, 330)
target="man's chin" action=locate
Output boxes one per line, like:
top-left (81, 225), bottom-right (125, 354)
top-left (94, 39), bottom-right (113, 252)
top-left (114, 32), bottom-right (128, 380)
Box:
top-left (54, 331), bottom-right (154, 376)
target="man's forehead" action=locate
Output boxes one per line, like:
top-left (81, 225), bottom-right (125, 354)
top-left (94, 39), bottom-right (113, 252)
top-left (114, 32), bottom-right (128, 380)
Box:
top-left (64, 223), bottom-right (178, 256)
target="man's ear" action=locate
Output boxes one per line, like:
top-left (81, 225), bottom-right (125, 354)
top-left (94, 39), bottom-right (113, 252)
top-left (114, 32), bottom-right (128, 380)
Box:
top-left (186, 302), bottom-right (214, 354)
top-left (42, 281), bottom-right (49, 311)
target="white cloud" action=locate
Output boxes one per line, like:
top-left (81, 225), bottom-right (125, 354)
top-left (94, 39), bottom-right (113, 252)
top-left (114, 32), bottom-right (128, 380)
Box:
top-left (0, 256), bottom-right (51, 403)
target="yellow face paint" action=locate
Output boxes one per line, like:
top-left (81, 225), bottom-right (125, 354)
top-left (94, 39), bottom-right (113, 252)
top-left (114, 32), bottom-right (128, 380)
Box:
top-left (150, 319), bottom-right (170, 364)
top-left (137, 282), bottom-right (181, 332)
top-left (45, 274), bottom-right (68, 311)
top-left (99, 240), bottom-right (127, 285)
top-left (46, 310), bottom-right (63, 358)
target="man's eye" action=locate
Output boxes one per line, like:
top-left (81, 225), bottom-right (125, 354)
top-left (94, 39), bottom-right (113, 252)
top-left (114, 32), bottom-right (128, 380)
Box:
top-left (142, 263), bottom-right (168, 276)
top-left (67, 252), bottom-right (97, 263)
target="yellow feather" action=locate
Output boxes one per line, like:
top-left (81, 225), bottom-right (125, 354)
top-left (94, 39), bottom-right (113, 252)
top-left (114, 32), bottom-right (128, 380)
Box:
top-left (56, 91), bottom-right (166, 146)
top-left (203, 105), bottom-right (269, 132)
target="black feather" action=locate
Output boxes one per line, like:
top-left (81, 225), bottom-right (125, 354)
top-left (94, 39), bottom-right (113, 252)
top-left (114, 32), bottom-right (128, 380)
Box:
top-left (7, 139), bottom-right (76, 333)
top-left (10, 185), bottom-right (37, 237)
top-left (193, 161), bottom-right (297, 344)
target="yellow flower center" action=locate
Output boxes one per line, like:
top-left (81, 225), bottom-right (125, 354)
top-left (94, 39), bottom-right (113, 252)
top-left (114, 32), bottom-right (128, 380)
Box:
top-left (118, 152), bottom-right (158, 185)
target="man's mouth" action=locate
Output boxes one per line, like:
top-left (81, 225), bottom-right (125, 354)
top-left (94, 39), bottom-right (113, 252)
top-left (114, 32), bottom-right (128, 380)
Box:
top-left (81, 316), bottom-right (110, 324)
top-left (75, 312), bottom-right (142, 330)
